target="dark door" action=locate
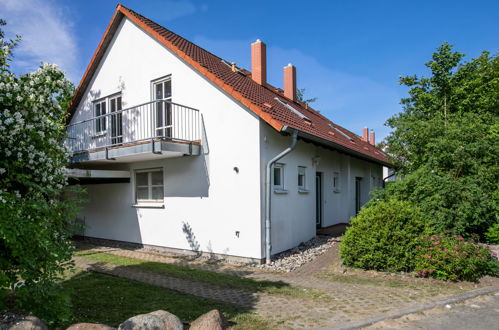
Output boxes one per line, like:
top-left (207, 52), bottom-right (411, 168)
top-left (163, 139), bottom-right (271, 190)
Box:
top-left (316, 172), bottom-right (323, 228)
top-left (355, 177), bottom-right (362, 215)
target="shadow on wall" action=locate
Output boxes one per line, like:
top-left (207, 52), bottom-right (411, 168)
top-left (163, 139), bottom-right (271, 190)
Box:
top-left (182, 222), bottom-right (230, 262)
top-left (165, 154), bottom-right (210, 197)
top-left (182, 221), bottom-right (202, 257)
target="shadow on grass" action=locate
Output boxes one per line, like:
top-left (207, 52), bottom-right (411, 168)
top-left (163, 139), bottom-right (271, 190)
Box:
top-left (62, 270), bottom-right (271, 329)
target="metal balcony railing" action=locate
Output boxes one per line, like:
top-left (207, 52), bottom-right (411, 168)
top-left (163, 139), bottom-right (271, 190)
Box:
top-left (66, 100), bottom-right (202, 154)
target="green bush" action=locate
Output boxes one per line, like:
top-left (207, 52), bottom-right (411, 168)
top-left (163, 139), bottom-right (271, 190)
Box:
top-left (340, 199), bottom-right (427, 272)
top-left (485, 222), bottom-right (499, 244)
top-left (415, 233), bottom-right (498, 282)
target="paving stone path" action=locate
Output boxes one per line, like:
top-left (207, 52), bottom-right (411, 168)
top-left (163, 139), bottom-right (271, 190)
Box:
top-left (73, 242), bottom-right (488, 329)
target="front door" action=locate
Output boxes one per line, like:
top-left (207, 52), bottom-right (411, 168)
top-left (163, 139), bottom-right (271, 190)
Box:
top-left (153, 78), bottom-right (172, 138)
top-left (355, 177), bottom-right (362, 215)
top-left (316, 172), bottom-right (323, 228)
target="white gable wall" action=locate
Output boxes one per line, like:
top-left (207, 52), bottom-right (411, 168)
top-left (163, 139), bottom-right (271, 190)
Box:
top-left (74, 18), bottom-right (263, 259)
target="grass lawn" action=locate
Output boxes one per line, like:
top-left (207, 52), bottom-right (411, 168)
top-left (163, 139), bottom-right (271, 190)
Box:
top-left (62, 270), bottom-right (272, 329)
top-left (76, 251), bottom-right (328, 301)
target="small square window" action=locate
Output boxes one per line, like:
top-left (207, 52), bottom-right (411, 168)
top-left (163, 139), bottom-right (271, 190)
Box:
top-left (298, 166), bottom-right (306, 189)
top-left (135, 168), bottom-right (164, 203)
top-left (333, 172), bottom-right (340, 193)
top-left (273, 164), bottom-right (284, 190)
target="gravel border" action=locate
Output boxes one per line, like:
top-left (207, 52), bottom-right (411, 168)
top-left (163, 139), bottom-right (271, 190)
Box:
top-left (252, 235), bottom-right (339, 272)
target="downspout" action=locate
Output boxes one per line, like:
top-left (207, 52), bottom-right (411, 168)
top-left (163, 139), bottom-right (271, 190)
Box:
top-left (265, 129), bottom-right (299, 265)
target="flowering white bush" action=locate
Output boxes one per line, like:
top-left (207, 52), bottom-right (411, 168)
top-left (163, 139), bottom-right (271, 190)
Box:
top-left (0, 20), bottom-right (83, 325)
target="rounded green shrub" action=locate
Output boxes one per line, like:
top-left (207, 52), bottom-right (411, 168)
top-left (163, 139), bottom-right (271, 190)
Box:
top-left (415, 233), bottom-right (498, 282)
top-left (485, 222), bottom-right (499, 244)
top-left (340, 199), bottom-right (427, 272)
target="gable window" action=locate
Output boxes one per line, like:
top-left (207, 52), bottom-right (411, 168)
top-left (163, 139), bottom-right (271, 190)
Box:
top-left (135, 168), bottom-right (164, 203)
top-left (333, 171), bottom-right (340, 193)
top-left (298, 166), bottom-right (306, 189)
top-left (94, 99), bottom-right (107, 135)
top-left (273, 163), bottom-right (285, 192)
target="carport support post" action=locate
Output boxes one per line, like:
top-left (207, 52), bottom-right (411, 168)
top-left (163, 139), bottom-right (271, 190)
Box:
top-left (265, 129), bottom-right (298, 265)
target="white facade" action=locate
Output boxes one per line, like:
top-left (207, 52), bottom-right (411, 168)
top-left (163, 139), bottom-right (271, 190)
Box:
top-left (72, 16), bottom-right (384, 262)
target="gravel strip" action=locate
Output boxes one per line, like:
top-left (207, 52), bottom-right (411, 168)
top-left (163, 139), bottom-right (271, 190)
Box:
top-left (253, 235), bottom-right (339, 272)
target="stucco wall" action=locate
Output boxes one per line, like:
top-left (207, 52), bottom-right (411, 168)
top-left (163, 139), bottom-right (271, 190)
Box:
top-left (259, 123), bottom-right (383, 255)
top-left (74, 18), bottom-right (263, 259)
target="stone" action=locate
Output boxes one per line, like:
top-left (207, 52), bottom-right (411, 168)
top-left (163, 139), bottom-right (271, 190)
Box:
top-left (118, 310), bottom-right (182, 330)
top-left (189, 310), bottom-right (226, 330)
top-left (147, 311), bottom-right (182, 330)
top-left (66, 323), bottom-right (116, 330)
top-left (2, 315), bottom-right (48, 330)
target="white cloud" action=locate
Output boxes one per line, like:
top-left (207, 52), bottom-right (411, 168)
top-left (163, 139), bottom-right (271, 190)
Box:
top-left (192, 36), bottom-right (401, 141)
top-left (0, 0), bottom-right (79, 82)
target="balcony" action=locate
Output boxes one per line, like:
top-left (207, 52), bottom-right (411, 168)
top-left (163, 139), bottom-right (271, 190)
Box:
top-left (66, 100), bottom-right (202, 164)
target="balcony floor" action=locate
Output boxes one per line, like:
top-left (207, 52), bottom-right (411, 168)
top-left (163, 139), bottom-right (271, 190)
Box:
top-left (70, 138), bottom-right (201, 164)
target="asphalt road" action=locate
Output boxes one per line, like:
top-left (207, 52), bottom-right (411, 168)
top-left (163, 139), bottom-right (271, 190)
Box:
top-left (367, 292), bottom-right (499, 330)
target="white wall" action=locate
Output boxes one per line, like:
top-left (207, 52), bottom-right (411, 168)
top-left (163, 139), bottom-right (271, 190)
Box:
top-left (74, 17), bottom-right (263, 259)
top-left (259, 124), bottom-right (383, 255)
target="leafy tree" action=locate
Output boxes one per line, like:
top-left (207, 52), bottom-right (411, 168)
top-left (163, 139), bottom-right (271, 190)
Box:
top-left (381, 43), bottom-right (498, 238)
top-left (296, 88), bottom-right (318, 105)
top-left (0, 20), bottom-right (82, 324)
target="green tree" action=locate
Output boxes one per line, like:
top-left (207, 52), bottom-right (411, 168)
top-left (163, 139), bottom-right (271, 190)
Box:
top-left (381, 43), bottom-right (498, 238)
top-left (0, 21), bottom-right (82, 324)
top-left (296, 88), bottom-right (318, 105)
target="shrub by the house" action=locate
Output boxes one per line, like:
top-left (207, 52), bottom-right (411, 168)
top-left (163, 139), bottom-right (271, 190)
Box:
top-left (485, 222), bottom-right (499, 244)
top-left (415, 233), bottom-right (498, 282)
top-left (340, 199), bottom-right (427, 272)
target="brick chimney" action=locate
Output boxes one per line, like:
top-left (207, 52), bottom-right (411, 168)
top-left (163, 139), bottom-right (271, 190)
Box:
top-left (369, 130), bottom-right (375, 146)
top-left (251, 39), bottom-right (266, 85)
top-left (362, 127), bottom-right (369, 142)
top-left (284, 63), bottom-right (296, 101)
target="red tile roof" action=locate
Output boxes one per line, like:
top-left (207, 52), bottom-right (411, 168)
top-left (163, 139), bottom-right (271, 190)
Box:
top-left (68, 4), bottom-right (391, 166)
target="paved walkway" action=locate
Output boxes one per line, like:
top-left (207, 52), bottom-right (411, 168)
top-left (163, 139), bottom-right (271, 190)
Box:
top-left (73, 242), bottom-right (497, 329)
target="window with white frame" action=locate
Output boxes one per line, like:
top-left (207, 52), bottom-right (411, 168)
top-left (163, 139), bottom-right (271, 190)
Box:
top-left (298, 166), bottom-right (306, 190)
top-left (135, 168), bottom-right (164, 203)
top-left (333, 171), bottom-right (340, 193)
top-left (94, 99), bottom-right (107, 134)
top-left (273, 163), bottom-right (284, 190)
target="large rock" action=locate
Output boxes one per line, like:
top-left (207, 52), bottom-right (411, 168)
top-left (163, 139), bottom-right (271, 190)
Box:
top-left (189, 310), bottom-right (226, 330)
top-left (66, 323), bottom-right (116, 330)
top-left (1, 315), bottom-right (47, 330)
top-left (118, 310), bottom-right (182, 330)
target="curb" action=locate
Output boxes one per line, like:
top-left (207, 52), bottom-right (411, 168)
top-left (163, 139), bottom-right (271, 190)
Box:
top-left (322, 285), bottom-right (499, 330)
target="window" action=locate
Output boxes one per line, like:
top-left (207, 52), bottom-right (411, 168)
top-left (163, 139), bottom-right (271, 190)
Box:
top-left (273, 163), bottom-right (284, 191)
top-left (298, 166), bottom-right (306, 190)
top-left (328, 124), bottom-right (353, 141)
top-left (109, 95), bottom-right (123, 144)
top-left (94, 99), bottom-right (107, 134)
top-left (135, 169), bottom-right (164, 203)
top-left (153, 77), bottom-right (172, 137)
top-left (333, 172), bottom-right (340, 193)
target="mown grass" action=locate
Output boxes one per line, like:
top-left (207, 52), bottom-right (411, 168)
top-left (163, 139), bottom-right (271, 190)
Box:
top-left (62, 270), bottom-right (273, 329)
top-left (76, 251), bottom-right (329, 301)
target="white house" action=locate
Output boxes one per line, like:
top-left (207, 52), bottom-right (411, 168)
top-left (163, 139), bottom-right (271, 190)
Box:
top-left (67, 5), bottom-right (391, 264)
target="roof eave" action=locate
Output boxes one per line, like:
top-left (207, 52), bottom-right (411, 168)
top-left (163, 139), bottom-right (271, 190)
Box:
top-left (281, 126), bottom-right (393, 167)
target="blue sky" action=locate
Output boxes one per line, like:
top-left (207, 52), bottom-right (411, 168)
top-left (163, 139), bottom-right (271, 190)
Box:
top-left (1, 0), bottom-right (498, 140)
